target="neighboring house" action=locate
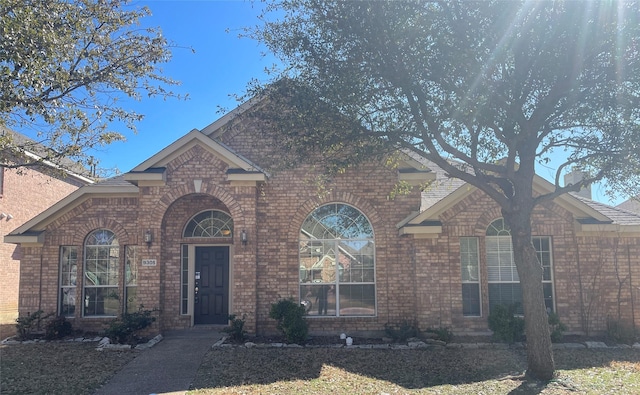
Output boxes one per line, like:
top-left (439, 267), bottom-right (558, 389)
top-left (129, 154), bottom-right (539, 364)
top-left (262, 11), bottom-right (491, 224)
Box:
top-left (0, 128), bottom-right (92, 325)
top-left (5, 100), bottom-right (640, 338)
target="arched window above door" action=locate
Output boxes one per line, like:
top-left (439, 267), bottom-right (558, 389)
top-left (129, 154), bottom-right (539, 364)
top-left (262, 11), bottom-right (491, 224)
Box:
top-left (183, 210), bottom-right (234, 238)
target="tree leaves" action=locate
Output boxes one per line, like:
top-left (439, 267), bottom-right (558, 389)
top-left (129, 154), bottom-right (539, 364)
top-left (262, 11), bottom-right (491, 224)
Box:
top-left (0, 0), bottom-right (180, 171)
top-left (249, 0), bottom-right (640, 203)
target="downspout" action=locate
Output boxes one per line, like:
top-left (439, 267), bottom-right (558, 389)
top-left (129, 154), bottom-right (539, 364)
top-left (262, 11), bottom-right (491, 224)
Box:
top-left (575, 239), bottom-right (586, 335)
top-left (627, 244), bottom-right (636, 332)
top-left (38, 246), bottom-right (44, 312)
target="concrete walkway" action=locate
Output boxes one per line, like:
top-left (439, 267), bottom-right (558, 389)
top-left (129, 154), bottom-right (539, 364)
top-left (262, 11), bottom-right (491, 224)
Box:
top-left (93, 327), bottom-right (224, 395)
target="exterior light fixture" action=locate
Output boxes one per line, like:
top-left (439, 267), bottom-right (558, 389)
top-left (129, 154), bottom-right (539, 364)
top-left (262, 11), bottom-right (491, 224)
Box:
top-left (241, 229), bottom-right (247, 245)
top-left (144, 229), bottom-right (153, 245)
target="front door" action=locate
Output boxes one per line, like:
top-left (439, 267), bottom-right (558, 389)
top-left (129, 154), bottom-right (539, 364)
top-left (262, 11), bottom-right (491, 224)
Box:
top-left (194, 246), bottom-right (229, 325)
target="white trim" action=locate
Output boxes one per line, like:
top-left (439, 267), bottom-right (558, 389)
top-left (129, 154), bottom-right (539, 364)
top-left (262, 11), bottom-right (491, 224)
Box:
top-left (201, 96), bottom-right (265, 138)
top-left (22, 150), bottom-right (94, 184)
top-left (5, 184), bottom-right (138, 236)
top-left (131, 129), bottom-right (266, 175)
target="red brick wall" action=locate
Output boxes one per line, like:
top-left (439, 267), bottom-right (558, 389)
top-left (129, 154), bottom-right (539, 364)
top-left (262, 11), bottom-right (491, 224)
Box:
top-left (0, 166), bottom-right (83, 324)
top-left (252, 164), bottom-right (420, 335)
top-left (14, 118), bottom-right (640, 338)
top-left (18, 198), bottom-right (138, 333)
top-left (414, 188), bottom-right (640, 336)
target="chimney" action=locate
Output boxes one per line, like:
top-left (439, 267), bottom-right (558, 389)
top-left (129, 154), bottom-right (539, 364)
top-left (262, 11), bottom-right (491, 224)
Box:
top-left (564, 170), bottom-right (592, 199)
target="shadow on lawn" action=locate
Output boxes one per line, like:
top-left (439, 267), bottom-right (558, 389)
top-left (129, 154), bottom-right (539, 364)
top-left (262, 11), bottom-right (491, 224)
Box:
top-left (192, 346), bottom-right (640, 392)
top-left (194, 347), bottom-right (526, 389)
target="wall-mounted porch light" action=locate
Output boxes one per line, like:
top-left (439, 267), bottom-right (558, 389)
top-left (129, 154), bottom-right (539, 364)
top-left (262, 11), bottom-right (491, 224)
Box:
top-left (144, 229), bottom-right (153, 246)
top-left (241, 229), bottom-right (248, 245)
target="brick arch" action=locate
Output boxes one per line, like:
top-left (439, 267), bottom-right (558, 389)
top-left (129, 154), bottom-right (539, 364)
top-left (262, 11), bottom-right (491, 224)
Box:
top-left (153, 185), bottom-right (246, 232)
top-left (474, 206), bottom-right (503, 237)
top-left (538, 198), bottom-right (575, 223)
top-left (160, 193), bottom-right (239, 238)
top-left (71, 218), bottom-right (132, 246)
top-left (288, 192), bottom-right (381, 242)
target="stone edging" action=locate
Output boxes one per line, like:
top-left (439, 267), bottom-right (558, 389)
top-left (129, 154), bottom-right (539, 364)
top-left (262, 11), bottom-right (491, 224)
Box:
top-left (1, 334), bottom-right (164, 351)
top-left (212, 336), bottom-right (640, 350)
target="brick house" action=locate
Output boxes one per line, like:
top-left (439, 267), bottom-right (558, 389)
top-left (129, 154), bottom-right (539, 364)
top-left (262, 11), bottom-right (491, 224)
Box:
top-left (0, 129), bottom-right (92, 325)
top-left (5, 101), bottom-right (640, 337)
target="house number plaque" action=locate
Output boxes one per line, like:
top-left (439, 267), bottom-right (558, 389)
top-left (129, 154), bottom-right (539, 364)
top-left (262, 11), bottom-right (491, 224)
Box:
top-left (142, 259), bottom-right (157, 267)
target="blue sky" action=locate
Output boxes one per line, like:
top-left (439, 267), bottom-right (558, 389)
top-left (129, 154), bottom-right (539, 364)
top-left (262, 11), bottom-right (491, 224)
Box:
top-left (94, 0), bottom-right (274, 173)
top-left (86, 0), bottom-right (622, 205)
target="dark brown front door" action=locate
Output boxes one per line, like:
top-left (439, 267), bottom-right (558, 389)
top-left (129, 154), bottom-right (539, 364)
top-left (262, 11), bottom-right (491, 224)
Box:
top-left (194, 246), bottom-right (229, 325)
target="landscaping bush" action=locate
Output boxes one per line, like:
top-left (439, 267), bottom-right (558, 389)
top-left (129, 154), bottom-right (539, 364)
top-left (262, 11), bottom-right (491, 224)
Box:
top-left (44, 315), bottom-right (74, 340)
top-left (15, 310), bottom-right (53, 340)
top-left (488, 303), bottom-right (524, 343)
top-left (104, 306), bottom-right (156, 345)
top-left (269, 299), bottom-right (308, 344)
top-left (606, 317), bottom-right (638, 345)
top-left (426, 326), bottom-right (454, 343)
top-left (548, 312), bottom-right (567, 343)
top-left (223, 314), bottom-right (247, 343)
top-left (384, 319), bottom-right (419, 342)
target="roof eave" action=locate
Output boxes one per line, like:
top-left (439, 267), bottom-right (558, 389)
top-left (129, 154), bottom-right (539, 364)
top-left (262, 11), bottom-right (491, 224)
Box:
top-left (4, 232), bottom-right (44, 246)
top-left (7, 183), bottom-right (139, 235)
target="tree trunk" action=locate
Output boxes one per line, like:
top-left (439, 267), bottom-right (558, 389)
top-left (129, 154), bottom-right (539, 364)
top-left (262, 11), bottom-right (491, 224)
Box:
top-left (504, 209), bottom-right (555, 381)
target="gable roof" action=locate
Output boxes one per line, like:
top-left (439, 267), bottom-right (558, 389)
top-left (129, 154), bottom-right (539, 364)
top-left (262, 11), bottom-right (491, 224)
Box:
top-left (124, 128), bottom-right (269, 186)
top-left (0, 87), bottom-right (426, 245)
top-left (617, 198), bottom-right (640, 214)
top-left (1, 127), bottom-right (94, 184)
top-left (5, 122), bottom-right (271, 244)
top-left (398, 161), bottom-right (640, 236)
top-left (5, 175), bottom-right (138, 244)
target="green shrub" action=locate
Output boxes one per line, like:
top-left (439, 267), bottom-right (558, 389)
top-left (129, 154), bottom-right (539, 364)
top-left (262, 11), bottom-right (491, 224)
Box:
top-left (223, 314), bottom-right (247, 343)
top-left (488, 303), bottom-right (524, 343)
top-left (548, 312), bottom-right (567, 343)
top-left (606, 317), bottom-right (637, 345)
top-left (384, 320), bottom-right (419, 342)
top-left (269, 299), bottom-right (308, 344)
top-left (44, 315), bottom-right (74, 340)
top-left (15, 311), bottom-right (53, 340)
top-left (105, 306), bottom-right (156, 345)
top-left (426, 326), bottom-right (454, 343)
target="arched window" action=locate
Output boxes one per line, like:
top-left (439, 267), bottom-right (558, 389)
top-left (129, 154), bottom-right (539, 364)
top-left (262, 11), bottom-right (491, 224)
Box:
top-left (183, 210), bottom-right (233, 238)
top-left (299, 203), bottom-right (375, 317)
top-left (84, 229), bottom-right (119, 317)
top-left (485, 219), bottom-right (554, 314)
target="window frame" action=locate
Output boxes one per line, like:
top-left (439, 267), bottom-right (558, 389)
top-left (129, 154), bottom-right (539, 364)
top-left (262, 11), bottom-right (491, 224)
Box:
top-left (299, 203), bottom-right (376, 318)
top-left (460, 237), bottom-right (481, 317)
top-left (124, 245), bottom-right (138, 313)
top-left (83, 229), bottom-right (120, 318)
top-left (484, 219), bottom-right (555, 315)
top-left (183, 210), bottom-right (234, 238)
top-left (59, 246), bottom-right (78, 317)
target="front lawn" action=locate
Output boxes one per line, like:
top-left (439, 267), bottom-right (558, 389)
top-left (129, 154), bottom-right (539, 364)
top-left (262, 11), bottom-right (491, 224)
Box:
top-left (2, 339), bottom-right (639, 394)
top-left (189, 346), bottom-right (640, 394)
top-left (0, 342), bottom-right (137, 394)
